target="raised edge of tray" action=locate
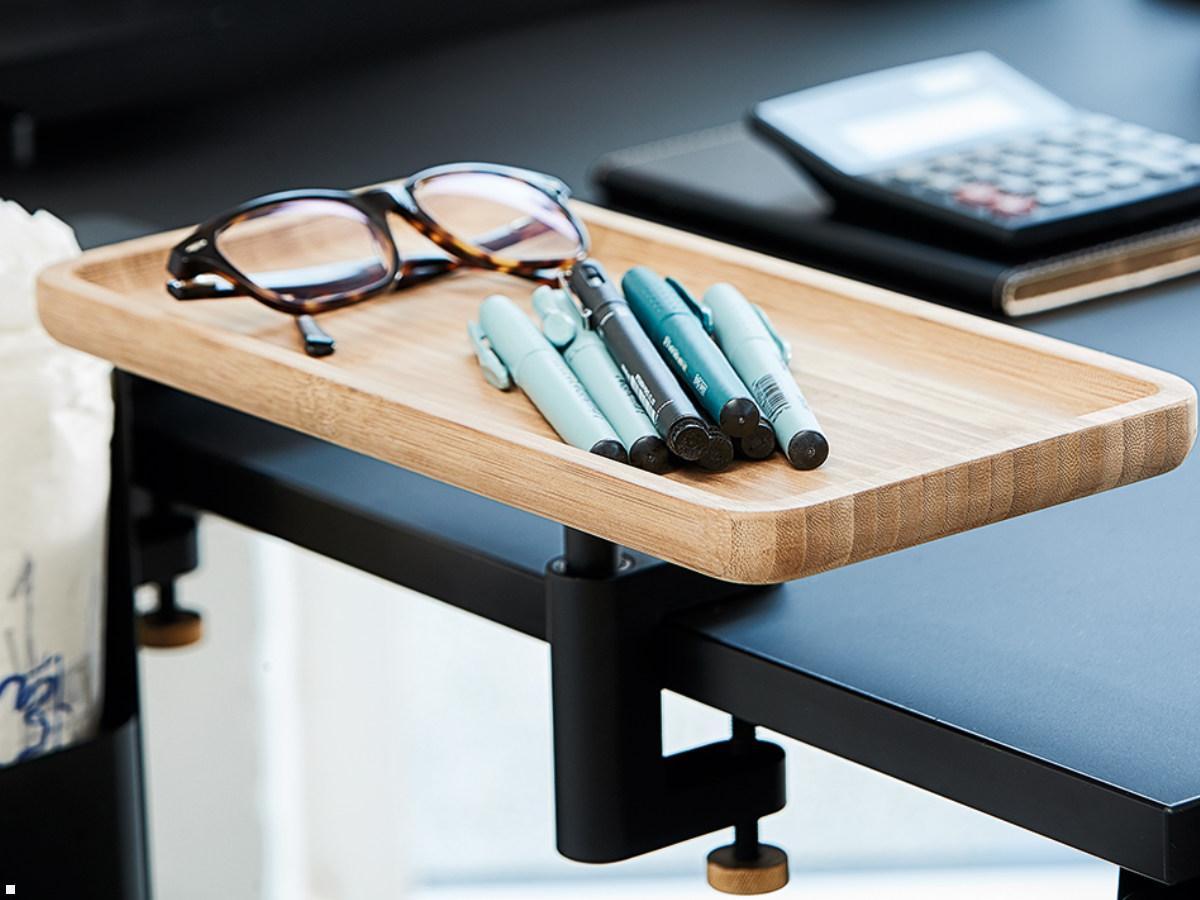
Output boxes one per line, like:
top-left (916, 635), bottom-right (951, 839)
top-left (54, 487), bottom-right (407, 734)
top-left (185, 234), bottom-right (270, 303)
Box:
top-left (36, 203), bottom-right (1197, 583)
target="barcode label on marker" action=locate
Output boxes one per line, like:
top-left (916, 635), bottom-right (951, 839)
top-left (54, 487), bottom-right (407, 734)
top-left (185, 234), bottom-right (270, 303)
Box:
top-left (752, 374), bottom-right (790, 420)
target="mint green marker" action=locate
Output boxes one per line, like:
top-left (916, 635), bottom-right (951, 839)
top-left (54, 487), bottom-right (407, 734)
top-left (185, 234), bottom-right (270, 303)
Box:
top-left (704, 283), bottom-right (829, 470)
top-left (531, 286), bottom-right (670, 474)
top-left (470, 294), bottom-right (627, 463)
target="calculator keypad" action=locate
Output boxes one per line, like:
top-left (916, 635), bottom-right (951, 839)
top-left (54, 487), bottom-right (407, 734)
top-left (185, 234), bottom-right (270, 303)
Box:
top-left (877, 114), bottom-right (1200, 228)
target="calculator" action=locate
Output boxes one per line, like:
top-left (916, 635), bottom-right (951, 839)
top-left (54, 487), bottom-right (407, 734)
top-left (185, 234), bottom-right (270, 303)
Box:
top-left (751, 52), bottom-right (1200, 247)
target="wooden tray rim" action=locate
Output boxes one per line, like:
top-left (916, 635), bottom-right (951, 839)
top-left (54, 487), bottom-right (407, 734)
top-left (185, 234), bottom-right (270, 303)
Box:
top-left (36, 202), bottom-right (1198, 582)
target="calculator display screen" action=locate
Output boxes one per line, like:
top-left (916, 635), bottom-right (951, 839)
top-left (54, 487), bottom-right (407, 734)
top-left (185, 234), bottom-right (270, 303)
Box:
top-left (839, 92), bottom-right (1028, 163)
top-left (755, 52), bottom-right (1074, 175)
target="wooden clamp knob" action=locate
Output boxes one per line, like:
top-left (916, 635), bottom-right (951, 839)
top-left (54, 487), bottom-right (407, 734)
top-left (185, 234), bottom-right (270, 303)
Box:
top-left (138, 608), bottom-right (204, 648)
top-left (706, 843), bottom-right (789, 895)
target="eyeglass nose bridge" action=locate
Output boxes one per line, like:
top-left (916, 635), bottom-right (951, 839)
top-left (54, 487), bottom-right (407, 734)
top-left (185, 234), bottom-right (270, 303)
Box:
top-left (369, 186), bottom-right (585, 277)
top-left (357, 185), bottom-right (455, 257)
top-left (359, 184), bottom-right (418, 216)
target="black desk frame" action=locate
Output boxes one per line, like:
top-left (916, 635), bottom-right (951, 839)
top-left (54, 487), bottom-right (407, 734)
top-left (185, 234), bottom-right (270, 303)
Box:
top-left (0, 372), bottom-right (1194, 899)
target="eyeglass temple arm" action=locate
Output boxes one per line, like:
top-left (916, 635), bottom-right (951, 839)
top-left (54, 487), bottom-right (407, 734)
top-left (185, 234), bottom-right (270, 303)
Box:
top-left (403, 243), bottom-right (577, 291)
top-left (473, 216), bottom-right (549, 254)
top-left (402, 253), bottom-right (460, 285)
top-left (288, 254), bottom-right (460, 360)
top-left (167, 253), bottom-right (458, 301)
top-left (473, 217), bottom-right (586, 282)
top-left (296, 315), bottom-right (335, 357)
top-left (167, 274), bottom-right (247, 300)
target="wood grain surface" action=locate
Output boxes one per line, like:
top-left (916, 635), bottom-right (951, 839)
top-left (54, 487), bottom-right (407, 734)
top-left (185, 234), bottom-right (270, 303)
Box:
top-left (37, 201), bottom-right (1197, 583)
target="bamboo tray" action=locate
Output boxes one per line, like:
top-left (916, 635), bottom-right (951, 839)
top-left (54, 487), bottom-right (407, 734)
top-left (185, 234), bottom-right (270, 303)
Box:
top-left (37, 202), bottom-right (1196, 583)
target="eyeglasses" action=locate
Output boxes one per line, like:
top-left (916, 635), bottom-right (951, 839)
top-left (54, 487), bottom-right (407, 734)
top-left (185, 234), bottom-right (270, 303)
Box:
top-left (166, 162), bottom-right (590, 356)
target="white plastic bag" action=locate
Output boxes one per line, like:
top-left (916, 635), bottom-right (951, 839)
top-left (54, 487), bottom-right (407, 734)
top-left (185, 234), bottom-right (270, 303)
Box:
top-left (0, 201), bottom-right (111, 765)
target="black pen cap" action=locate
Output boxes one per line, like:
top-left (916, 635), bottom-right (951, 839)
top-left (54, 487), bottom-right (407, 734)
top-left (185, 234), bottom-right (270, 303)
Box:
top-left (629, 434), bottom-right (671, 474)
top-left (737, 420), bottom-right (776, 460)
top-left (697, 429), bottom-right (734, 472)
top-left (590, 439), bottom-right (629, 464)
top-left (786, 430), bottom-right (829, 470)
top-left (668, 417), bottom-right (710, 461)
top-left (719, 397), bottom-right (761, 438)
top-left (567, 258), bottom-right (616, 311)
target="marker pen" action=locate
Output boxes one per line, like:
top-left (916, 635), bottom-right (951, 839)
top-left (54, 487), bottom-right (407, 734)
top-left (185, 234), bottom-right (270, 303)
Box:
top-left (621, 267), bottom-right (761, 438)
top-left (737, 419), bottom-right (777, 460)
top-left (697, 426), bottom-right (735, 472)
top-left (704, 283), bottom-right (829, 470)
top-left (567, 259), bottom-right (710, 461)
top-left (532, 285), bottom-right (670, 473)
top-left (471, 294), bottom-right (627, 463)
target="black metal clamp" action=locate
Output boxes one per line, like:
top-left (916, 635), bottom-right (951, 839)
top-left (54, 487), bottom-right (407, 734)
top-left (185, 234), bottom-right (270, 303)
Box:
top-left (133, 502), bottom-right (203, 648)
top-left (547, 529), bottom-right (789, 893)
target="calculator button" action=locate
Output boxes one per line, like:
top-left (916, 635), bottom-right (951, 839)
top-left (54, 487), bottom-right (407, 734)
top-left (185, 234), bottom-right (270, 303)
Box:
top-left (1182, 145), bottom-right (1200, 167)
top-left (1079, 138), bottom-right (1114, 155)
top-left (1107, 167), bottom-right (1144, 189)
top-left (997, 175), bottom-right (1035, 194)
top-left (990, 193), bottom-right (1037, 216)
top-left (1113, 139), bottom-right (1152, 155)
top-left (1035, 186), bottom-right (1073, 206)
top-left (1113, 122), bottom-right (1150, 141)
top-left (1042, 124), bottom-right (1078, 144)
top-left (1036, 145), bottom-right (1073, 164)
top-left (1032, 166), bottom-right (1071, 185)
top-left (1122, 151), bottom-right (1185, 178)
top-left (1072, 177), bottom-right (1108, 197)
top-left (894, 165), bottom-right (927, 183)
top-left (1149, 133), bottom-right (1186, 153)
top-left (1147, 162), bottom-right (1185, 178)
top-left (931, 153), bottom-right (968, 170)
top-left (1074, 155), bottom-right (1110, 173)
top-left (925, 173), bottom-right (959, 192)
top-left (1000, 158), bottom-right (1036, 176)
top-left (1005, 139), bottom-right (1042, 157)
top-left (956, 183), bottom-right (998, 206)
top-left (971, 145), bottom-right (1004, 163)
top-left (1079, 113), bottom-right (1117, 131)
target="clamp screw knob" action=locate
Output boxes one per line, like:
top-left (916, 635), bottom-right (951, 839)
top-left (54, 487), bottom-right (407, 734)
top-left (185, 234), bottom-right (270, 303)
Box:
top-left (706, 843), bottom-right (789, 895)
top-left (137, 582), bottom-right (203, 648)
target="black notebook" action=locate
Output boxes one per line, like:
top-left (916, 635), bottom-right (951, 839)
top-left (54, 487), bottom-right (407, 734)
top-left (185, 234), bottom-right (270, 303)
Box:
top-left (593, 123), bottom-right (1200, 316)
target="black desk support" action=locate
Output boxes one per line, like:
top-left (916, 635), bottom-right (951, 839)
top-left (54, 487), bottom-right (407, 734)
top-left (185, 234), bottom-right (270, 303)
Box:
top-left (3, 374), bottom-right (1182, 897)
top-left (3, 357), bottom-right (1197, 895)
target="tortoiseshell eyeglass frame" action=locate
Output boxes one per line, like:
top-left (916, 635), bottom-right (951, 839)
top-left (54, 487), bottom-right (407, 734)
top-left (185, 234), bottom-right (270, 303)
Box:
top-left (165, 162), bottom-right (591, 356)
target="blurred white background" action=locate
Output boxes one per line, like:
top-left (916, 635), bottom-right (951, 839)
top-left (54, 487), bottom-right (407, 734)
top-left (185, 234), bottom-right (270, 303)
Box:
top-left (139, 517), bottom-right (1114, 899)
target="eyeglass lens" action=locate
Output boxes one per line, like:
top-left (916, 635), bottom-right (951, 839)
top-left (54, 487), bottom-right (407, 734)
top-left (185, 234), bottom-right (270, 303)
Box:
top-left (216, 199), bottom-right (394, 303)
top-left (410, 172), bottom-right (583, 265)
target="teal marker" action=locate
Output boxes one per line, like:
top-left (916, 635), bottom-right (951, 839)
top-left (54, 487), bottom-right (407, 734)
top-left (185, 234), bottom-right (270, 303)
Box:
top-left (531, 286), bottom-right (670, 473)
top-left (737, 419), bottom-right (777, 460)
top-left (622, 267), bottom-right (761, 438)
top-left (704, 283), bottom-right (828, 470)
top-left (469, 294), bottom-right (627, 463)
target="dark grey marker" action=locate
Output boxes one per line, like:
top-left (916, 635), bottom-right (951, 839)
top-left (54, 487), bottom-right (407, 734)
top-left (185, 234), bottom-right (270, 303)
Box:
top-left (697, 427), bottom-right (735, 472)
top-left (568, 259), bottom-right (710, 461)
